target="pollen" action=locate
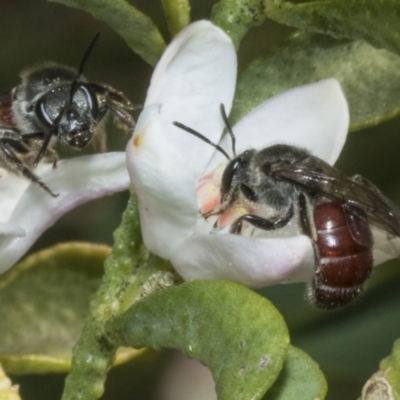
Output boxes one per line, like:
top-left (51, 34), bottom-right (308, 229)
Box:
top-left (217, 206), bottom-right (247, 228)
top-left (196, 163), bottom-right (226, 214)
top-left (133, 134), bottom-right (142, 148)
top-left (198, 183), bottom-right (220, 214)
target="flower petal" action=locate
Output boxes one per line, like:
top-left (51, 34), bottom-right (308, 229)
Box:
top-left (0, 223), bottom-right (25, 238)
top-left (127, 105), bottom-right (199, 259)
top-left (372, 227), bottom-right (400, 267)
top-left (171, 234), bottom-right (314, 287)
top-left (158, 352), bottom-right (216, 400)
top-left (127, 21), bottom-right (237, 259)
top-left (209, 79), bottom-right (349, 168)
top-left (0, 164), bottom-right (52, 223)
top-left (0, 152), bottom-right (129, 274)
top-left (145, 20), bottom-right (237, 168)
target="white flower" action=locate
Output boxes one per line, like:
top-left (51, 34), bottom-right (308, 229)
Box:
top-left (126, 21), bottom-right (367, 287)
top-left (158, 352), bottom-right (216, 400)
top-left (0, 152), bottom-right (129, 274)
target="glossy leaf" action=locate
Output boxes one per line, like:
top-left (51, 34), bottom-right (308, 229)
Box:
top-left (0, 242), bottom-right (143, 375)
top-left (211, 0), bottom-right (267, 48)
top-left (48, 0), bottom-right (166, 66)
top-left (231, 32), bottom-right (400, 131)
top-left (0, 364), bottom-right (21, 400)
top-left (109, 280), bottom-right (289, 400)
top-left (264, 0), bottom-right (400, 56)
top-left (264, 346), bottom-right (327, 400)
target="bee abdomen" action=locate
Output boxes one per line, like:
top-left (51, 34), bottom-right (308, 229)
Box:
top-left (312, 283), bottom-right (363, 309)
top-left (312, 202), bottom-right (373, 309)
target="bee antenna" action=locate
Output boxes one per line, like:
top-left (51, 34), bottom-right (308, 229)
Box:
top-left (33, 110), bottom-right (64, 167)
top-left (173, 121), bottom-right (231, 161)
top-left (70, 33), bottom-right (100, 103)
top-left (220, 104), bottom-right (236, 157)
top-left (77, 33), bottom-right (100, 77)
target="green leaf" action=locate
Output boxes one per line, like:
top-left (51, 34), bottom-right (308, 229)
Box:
top-left (291, 261), bottom-right (400, 392)
top-left (48, 0), bottom-right (166, 66)
top-left (0, 242), bottom-right (143, 375)
top-left (211, 0), bottom-right (267, 49)
top-left (231, 32), bottom-right (400, 131)
top-left (360, 338), bottom-right (400, 399)
top-left (161, 0), bottom-right (191, 37)
top-left (264, 0), bottom-right (400, 56)
top-left (259, 261), bottom-right (400, 398)
top-left (0, 364), bottom-right (21, 400)
top-left (264, 346), bottom-right (327, 400)
top-left (108, 280), bottom-right (289, 400)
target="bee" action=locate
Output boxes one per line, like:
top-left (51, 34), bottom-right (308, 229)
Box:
top-left (173, 105), bottom-right (400, 309)
top-left (0, 34), bottom-right (135, 197)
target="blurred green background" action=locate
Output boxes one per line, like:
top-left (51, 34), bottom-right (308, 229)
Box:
top-left (1, 1), bottom-right (400, 399)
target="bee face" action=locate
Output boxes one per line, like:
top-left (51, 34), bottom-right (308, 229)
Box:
top-left (0, 35), bottom-right (136, 196)
top-left (32, 80), bottom-right (97, 148)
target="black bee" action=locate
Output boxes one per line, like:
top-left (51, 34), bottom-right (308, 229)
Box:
top-left (0, 34), bottom-right (135, 196)
top-left (173, 105), bottom-right (400, 309)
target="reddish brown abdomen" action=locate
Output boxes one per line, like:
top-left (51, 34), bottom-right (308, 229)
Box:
top-left (312, 202), bottom-right (373, 309)
top-left (0, 99), bottom-right (15, 128)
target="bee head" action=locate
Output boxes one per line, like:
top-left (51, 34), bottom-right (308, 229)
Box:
top-left (35, 82), bottom-right (98, 149)
top-left (220, 150), bottom-right (255, 200)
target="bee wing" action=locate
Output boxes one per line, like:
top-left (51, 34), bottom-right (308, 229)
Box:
top-left (270, 157), bottom-right (400, 237)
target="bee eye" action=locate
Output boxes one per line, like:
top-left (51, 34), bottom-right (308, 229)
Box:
top-left (221, 158), bottom-right (241, 195)
top-left (35, 97), bottom-right (53, 129)
top-left (240, 184), bottom-right (257, 202)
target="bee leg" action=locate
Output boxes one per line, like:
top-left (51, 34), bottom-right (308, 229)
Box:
top-left (297, 192), bottom-right (320, 261)
top-left (297, 193), bottom-right (313, 238)
top-left (91, 122), bottom-right (107, 153)
top-left (91, 83), bottom-right (137, 132)
top-left (202, 203), bottom-right (229, 220)
top-left (230, 206), bottom-right (294, 235)
top-left (110, 105), bottom-right (136, 132)
top-left (20, 132), bottom-right (59, 168)
top-left (0, 139), bottom-right (58, 197)
top-left (297, 194), bottom-right (330, 307)
top-left (203, 187), bottom-right (241, 220)
top-left (45, 148), bottom-right (59, 168)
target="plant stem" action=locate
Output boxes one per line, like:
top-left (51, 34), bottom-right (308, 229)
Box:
top-left (61, 189), bottom-right (177, 400)
top-left (161, 0), bottom-right (191, 37)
